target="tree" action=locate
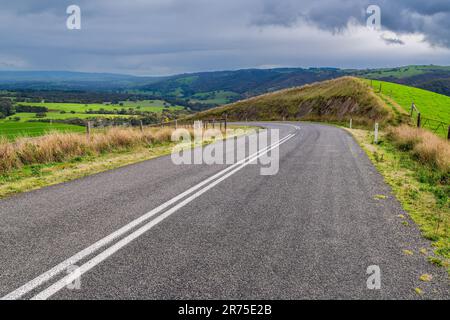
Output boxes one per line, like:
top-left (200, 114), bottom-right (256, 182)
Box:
top-left (0, 99), bottom-right (15, 116)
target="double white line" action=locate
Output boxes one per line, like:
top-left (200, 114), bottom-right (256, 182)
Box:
top-left (2, 132), bottom-right (296, 300)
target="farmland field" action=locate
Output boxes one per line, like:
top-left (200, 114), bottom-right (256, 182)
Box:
top-left (366, 79), bottom-right (450, 137)
top-left (17, 100), bottom-right (184, 113)
top-left (2, 112), bottom-right (130, 122)
top-left (0, 122), bottom-right (84, 139)
top-left (367, 79), bottom-right (450, 122)
top-left (0, 112), bottom-right (126, 125)
top-left (0, 99), bottom-right (185, 139)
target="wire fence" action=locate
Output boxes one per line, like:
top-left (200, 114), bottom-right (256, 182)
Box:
top-left (0, 115), bottom-right (232, 140)
top-left (86, 117), bottom-right (228, 130)
top-left (410, 103), bottom-right (450, 139)
top-left (367, 80), bottom-right (450, 139)
top-left (82, 116), bottom-right (230, 138)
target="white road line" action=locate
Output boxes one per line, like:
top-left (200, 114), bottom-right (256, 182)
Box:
top-left (31, 133), bottom-right (296, 300)
top-left (2, 131), bottom-right (294, 300)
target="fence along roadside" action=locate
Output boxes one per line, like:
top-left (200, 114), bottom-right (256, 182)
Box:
top-left (410, 102), bottom-right (450, 140)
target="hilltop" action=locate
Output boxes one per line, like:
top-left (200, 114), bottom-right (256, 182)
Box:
top-left (194, 77), bottom-right (395, 125)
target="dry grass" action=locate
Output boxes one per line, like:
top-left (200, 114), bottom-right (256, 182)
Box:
top-left (194, 77), bottom-right (394, 126)
top-left (387, 125), bottom-right (450, 173)
top-left (0, 127), bottom-right (180, 175)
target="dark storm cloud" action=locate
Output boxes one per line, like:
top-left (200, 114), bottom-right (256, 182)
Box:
top-left (252, 0), bottom-right (450, 46)
top-left (0, 0), bottom-right (449, 74)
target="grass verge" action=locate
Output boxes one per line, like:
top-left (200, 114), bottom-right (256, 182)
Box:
top-left (0, 125), bottom-right (255, 199)
top-left (347, 128), bottom-right (449, 274)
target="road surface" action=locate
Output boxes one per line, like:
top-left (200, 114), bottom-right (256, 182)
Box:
top-left (0, 122), bottom-right (448, 300)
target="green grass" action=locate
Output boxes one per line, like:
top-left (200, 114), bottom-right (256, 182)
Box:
top-left (0, 122), bottom-right (84, 139)
top-left (365, 79), bottom-right (450, 137)
top-left (2, 112), bottom-right (129, 121)
top-left (119, 100), bottom-right (184, 112)
top-left (58, 112), bottom-right (128, 120)
top-left (367, 79), bottom-right (450, 122)
top-left (0, 111), bottom-right (133, 138)
top-left (349, 129), bottom-right (449, 274)
top-left (17, 100), bottom-right (184, 113)
top-left (1, 99), bottom-right (185, 138)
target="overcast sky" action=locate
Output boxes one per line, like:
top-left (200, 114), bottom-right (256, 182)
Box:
top-left (1, 0), bottom-right (450, 75)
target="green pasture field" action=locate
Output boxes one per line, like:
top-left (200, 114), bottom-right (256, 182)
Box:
top-left (365, 79), bottom-right (450, 137)
top-left (0, 122), bottom-right (84, 139)
top-left (17, 100), bottom-right (184, 113)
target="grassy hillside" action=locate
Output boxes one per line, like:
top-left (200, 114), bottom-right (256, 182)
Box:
top-left (354, 65), bottom-right (450, 96)
top-left (189, 91), bottom-right (240, 105)
top-left (195, 77), bottom-right (394, 125)
top-left (366, 80), bottom-right (450, 137)
top-left (139, 68), bottom-right (345, 106)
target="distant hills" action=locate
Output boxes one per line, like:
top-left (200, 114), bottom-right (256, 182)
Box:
top-left (1, 65), bottom-right (450, 109)
top-left (0, 71), bottom-right (162, 91)
top-left (138, 68), bottom-right (344, 95)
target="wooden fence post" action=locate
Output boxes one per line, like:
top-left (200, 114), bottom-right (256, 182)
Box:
top-left (139, 120), bottom-right (143, 132)
top-left (349, 118), bottom-right (352, 129)
top-left (417, 113), bottom-right (421, 128)
top-left (447, 125), bottom-right (450, 140)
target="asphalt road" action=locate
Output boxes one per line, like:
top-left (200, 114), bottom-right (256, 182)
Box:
top-left (0, 122), bottom-right (448, 300)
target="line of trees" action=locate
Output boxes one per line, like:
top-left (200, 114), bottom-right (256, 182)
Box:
top-left (15, 105), bottom-right (49, 113)
top-left (0, 99), bottom-right (15, 118)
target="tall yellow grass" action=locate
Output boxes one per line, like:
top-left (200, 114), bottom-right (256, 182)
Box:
top-left (388, 125), bottom-right (450, 173)
top-left (0, 127), bottom-right (178, 174)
